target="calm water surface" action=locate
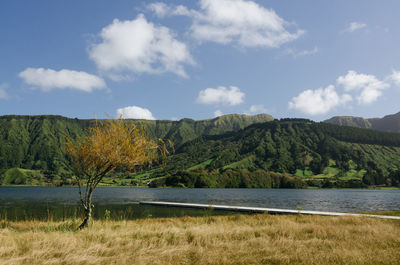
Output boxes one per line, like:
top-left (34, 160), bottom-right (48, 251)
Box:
top-left (0, 187), bottom-right (399, 220)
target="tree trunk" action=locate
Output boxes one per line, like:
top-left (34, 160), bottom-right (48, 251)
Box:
top-left (79, 208), bottom-right (92, 229)
top-left (79, 197), bottom-right (93, 229)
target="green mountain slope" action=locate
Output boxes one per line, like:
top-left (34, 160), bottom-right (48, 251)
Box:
top-left (151, 120), bottom-right (400, 188)
top-left (369, 112), bottom-right (400, 132)
top-left (0, 115), bottom-right (89, 175)
top-left (0, 114), bottom-right (274, 180)
top-left (325, 112), bottom-right (400, 132)
top-left (2, 114), bottom-right (400, 188)
top-left (324, 116), bottom-right (372, 129)
top-left (135, 113), bottom-right (274, 146)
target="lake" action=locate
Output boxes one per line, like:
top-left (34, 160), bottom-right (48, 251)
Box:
top-left (1, 187), bottom-right (399, 221)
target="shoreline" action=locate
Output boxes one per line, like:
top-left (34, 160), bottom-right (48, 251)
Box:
top-left (1, 184), bottom-right (399, 190)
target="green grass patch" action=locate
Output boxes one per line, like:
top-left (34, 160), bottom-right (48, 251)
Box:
top-left (222, 156), bottom-right (255, 170)
top-left (296, 168), bottom-right (313, 177)
top-left (295, 169), bottom-right (304, 177)
top-left (322, 166), bottom-right (340, 176)
top-left (188, 159), bottom-right (213, 171)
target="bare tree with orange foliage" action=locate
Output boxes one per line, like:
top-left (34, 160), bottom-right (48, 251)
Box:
top-left (65, 119), bottom-right (168, 229)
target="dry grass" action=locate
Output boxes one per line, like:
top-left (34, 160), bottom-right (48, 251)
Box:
top-left (0, 214), bottom-right (399, 265)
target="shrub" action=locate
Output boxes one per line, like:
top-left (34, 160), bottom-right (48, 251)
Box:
top-left (3, 168), bottom-right (28, 185)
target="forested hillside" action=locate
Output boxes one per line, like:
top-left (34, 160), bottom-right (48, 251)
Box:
top-left (1, 114), bottom-right (400, 188)
top-left (0, 114), bottom-right (273, 184)
top-left (150, 120), bottom-right (400, 188)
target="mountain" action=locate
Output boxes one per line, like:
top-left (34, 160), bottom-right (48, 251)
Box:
top-left (139, 113), bottom-right (274, 146)
top-left (2, 114), bottom-right (400, 188)
top-left (0, 113), bottom-right (274, 177)
top-left (324, 112), bottom-right (400, 133)
top-left (324, 116), bottom-right (372, 129)
top-left (368, 112), bottom-right (400, 132)
top-left (150, 119), bottom-right (400, 188)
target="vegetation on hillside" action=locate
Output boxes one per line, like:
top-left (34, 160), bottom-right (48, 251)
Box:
top-left (1, 115), bottom-right (400, 188)
top-left (0, 114), bottom-right (272, 179)
top-left (150, 120), bottom-right (400, 188)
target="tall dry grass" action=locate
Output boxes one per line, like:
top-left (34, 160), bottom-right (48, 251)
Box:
top-left (0, 214), bottom-right (399, 264)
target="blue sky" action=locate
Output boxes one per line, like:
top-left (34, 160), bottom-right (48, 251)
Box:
top-left (1, 0), bottom-right (400, 121)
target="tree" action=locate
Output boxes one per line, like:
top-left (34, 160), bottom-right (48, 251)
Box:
top-left (65, 119), bottom-right (168, 229)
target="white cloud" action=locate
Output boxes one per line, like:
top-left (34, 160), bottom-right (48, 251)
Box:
top-left (289, 85), bottom-right (352, 115)
top-left (336, 70), bottom-right (389, 104)
top-left (285, 47), bottom-right (319, 58)
top-left (214, 109), bottom-right (223, 117)
top-left (19, 68), bottom-right (106, 92)
top-left (244, 104), bottom-right (268, 115)
top-left (147, 2), bottom-right (170, 17)
top-left (390, 70), bottom-right (400, 86)
top-left (89, 14), bottom-right (193, 79)
top-left (344, 22), bottom-right (366, 33)
top-left (289, 70), bottom-right (392, 115)
top-left (357, 87), bottom-right (383, 105)
top-left (147, 2), bottom-right (192, 17)
top-left (197, 86), bottom-right (245, 106)
top-left (193, 0), bottom-right (304, 47)
top-left (0, 83), bottom-right (9, 99)
top-left (149, 0), bottom-right (303, 48)
top-left (337, 70), bottom-right (376, 91)
top-left (116, 106), bottom-right (156, 120)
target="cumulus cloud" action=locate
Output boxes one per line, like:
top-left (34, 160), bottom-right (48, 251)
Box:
top-left (19, 68), bottom-right (106, 92)
top-left (149, 0), bottom-right (303, 48)
top-left (344, 22), bottom-right (366, 33)
top-left (197, 86), bottom-right (245, 106)
top-left (289, 85), bottom-right (352, 115)
top-left (357, 87), bottom-right (384, 105)
top-left (214, 109), bottom-right (223, 117)
top-left (89, 14), bottom-right (193, 79)
top-left (116, 106), bottom-right (156, 120)
top-left (0, 83), bottom-right (9, 99)
top-left (390, 70), bottom-right (400, 86)
top-left (244, 104), bottom-right (268, 115)
top-left (337, 71), bottom-right (377, 91)
top-left (336, 70), bottom-right (389, 104)
top-left (289, 70), bottom-right (392, 115)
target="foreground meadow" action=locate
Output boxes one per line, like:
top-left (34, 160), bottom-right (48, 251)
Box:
top-left (0, 214), bottom-right (399, 265)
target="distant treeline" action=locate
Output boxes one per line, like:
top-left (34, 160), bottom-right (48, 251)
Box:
top-left (149, 168), bottom-right (400, 189)
top-left (150, 169), bottom-right (307, 188)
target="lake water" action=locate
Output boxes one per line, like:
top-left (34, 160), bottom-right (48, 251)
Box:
top-left (0, 187), bottom-right (399, 220)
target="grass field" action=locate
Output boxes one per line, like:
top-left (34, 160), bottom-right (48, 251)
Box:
top-left (1, 214), bottom-right (399, 264)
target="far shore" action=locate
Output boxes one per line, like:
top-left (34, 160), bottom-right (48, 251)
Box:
top-left (1, 184), bottom-right (399, 190)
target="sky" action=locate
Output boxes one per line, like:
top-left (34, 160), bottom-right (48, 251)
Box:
top-left (1, 0), bottom-right (400, 121)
